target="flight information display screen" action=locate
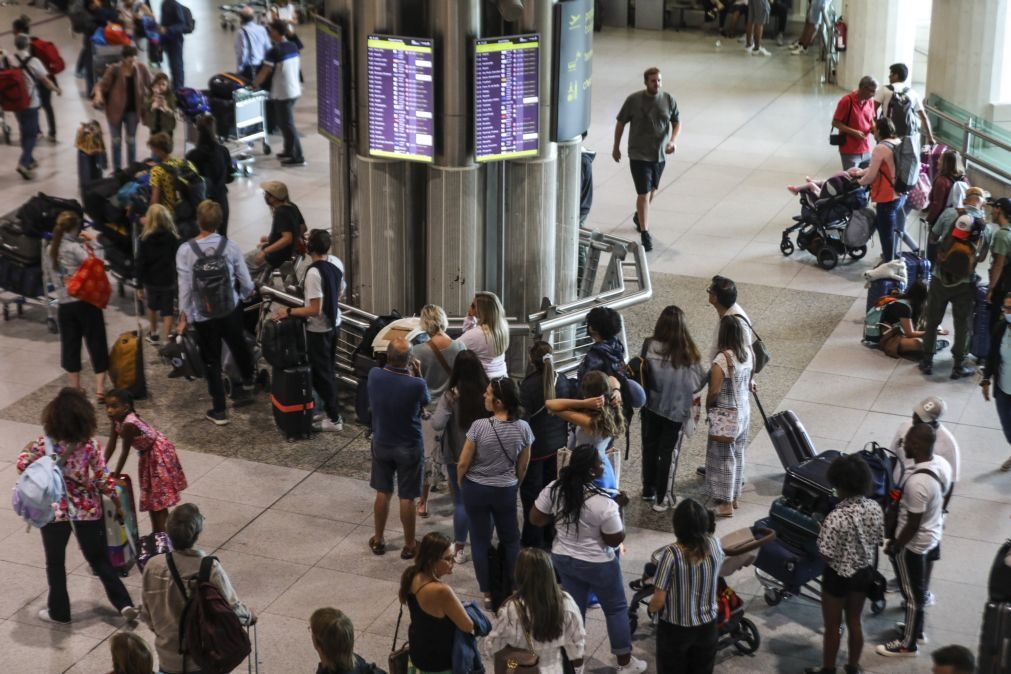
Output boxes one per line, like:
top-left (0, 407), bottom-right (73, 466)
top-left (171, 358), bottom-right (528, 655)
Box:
top-left (474, 34), bottom-right (540, 162)
top-left (316, 17), bottom-right (343, 143)
top-left (366, 35), bottom-right (435, 162)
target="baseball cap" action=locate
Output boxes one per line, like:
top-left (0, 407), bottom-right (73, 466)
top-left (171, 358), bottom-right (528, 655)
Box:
top-left (260, 181), bottom-right (288, 201)
top-left (914, 396), bottom-right (946, 423)
top-left (951, 213), bottom-right (974, 240)
top-left (991, 197), bottom-right (1011, 219)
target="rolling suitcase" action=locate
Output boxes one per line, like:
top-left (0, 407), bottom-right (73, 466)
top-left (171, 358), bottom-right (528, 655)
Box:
top-left (979, 601), bottom-right (1011, 674)
top-left (753, 519), bottom-right (824, 593)
top-left (102, 475), bottom-right (139, 576)
top-left (973, 284), bottom-right (992, 360)
top-left (271, 365), bottom-right (314, 440)
top-left (262, 317), bottom-right (309, 369)
top-left (990, 539), bottom-right (1011, 602)
top-left (769, 497), bottom-right (822, 557)
top-left (754, 392), bottom-right (816, 470)
top-left (109, 330), bottom-right (147, 400)
top-left (0, 216), bottom-right (41, 266)
top-left (866, 278), bottom-right (902, 312)
top-left (208, 72), bottom-right (249, 100)
top-left (782, 450), bottom-right (842, 517)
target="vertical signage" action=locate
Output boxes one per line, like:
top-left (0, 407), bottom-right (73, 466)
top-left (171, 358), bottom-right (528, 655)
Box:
top-left (366, 35), bottom-right (435, 163)
top-left (553, 0), bottom-right (594, 140)
top-left (316, 17), bottom-right (343, 143)
top-left (474, 35), bottom-right (540, 162)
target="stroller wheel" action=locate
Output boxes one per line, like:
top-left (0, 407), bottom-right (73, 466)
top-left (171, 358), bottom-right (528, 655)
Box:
top-left (779, 238), bottom-right (794, 256)
top-left (817, 246), bottom-right (839, 270)
top-left (848, 245), bottom-right (867, 260)
top-left (733, 617), bottom-right (761, 655)
top-left (763, 588), bottom-right (783, 606)
top-left (870, 598), bottom-right (886, 615)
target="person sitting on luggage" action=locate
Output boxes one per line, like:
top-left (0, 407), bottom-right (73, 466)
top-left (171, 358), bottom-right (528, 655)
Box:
top-left (103, 388), bottom-right (188, 534)
top-left (250, 180), bottom-right (306, 280)
top-left (185, 115), bottom-right (232, 235)
top-left (806, 454), bottom-right (884, 674)
top-left (873, 281), bottom-right (931, 359)
top-left (273, 228), bottom-right (344, 433)
top-left (175, 200), bottom-right (257, 425)
top-left (141, 72), bottom-right (176, 143)
top-left (981, 290), bottom-right (1011, 473)
top-left (108, 631), bottom-right (155, 674)
top-left (647, 499), bottom-right (723, 674)
top-left (140, 503), bottom-right (256, 674)
top-left (930, 644), bottom-right (975, 674)
top-left (135, 204), bottom-right (179, 346)
top-left (17, 387), bottom-right (140, 626)
top-left (309, 607), bottom-right (385, 674)
top-left (92, 45), bottom-right (152, 172)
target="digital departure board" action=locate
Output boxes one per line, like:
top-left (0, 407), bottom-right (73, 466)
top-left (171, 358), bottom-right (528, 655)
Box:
top-left (316, 17), bottom-right (343, 143)
top-left (474, 35), bottom-right (540, 162)
top-left (366, 35), bottom-right (435, 163)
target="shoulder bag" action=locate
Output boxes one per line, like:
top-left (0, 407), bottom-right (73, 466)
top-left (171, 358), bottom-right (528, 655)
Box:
top-left (830, 95), bottom-right (853, 147)
top-left (427, 338), bottom-right (453, 375)
top-left (707, 352), bottom-right (740, 444)
top-left (734, 314), bottom-right (770, 374)
top-left (388, 602), bottom-right (409, 674)
top-left (493, 600), bottom-right (541, 674)
top-left (65, 242), bottom-right (112, 309)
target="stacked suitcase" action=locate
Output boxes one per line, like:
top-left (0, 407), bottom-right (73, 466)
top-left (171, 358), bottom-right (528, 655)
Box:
top-left (0, 206), bottom-right (60, 329)
top-left (263, 315), bottom-right (314, 441)
top-left (980, 539), bottom-right (1011, 674)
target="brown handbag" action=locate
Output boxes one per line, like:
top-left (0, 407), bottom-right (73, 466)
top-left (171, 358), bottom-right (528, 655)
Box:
top-left (493, 603), bottom-right (541, 674)
top-left (388, 603), bottom-right (410, 674)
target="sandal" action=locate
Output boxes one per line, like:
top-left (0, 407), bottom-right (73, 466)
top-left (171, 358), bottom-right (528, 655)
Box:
top-left (368, 536), bottom-right (386, 556)
top-left (417, 503), bottom-right (430, 519)
top-left (732, 499), bottom-right (739, 510)
top-left (1001, 457), bottom-right (1011, 473)
top-left (400, 540), bottom-right (418, 560)
top-left (715, 502), bottom-right (734, 518)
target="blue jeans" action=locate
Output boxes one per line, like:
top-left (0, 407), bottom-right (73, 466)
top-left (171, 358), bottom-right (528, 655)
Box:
top-left (15, 107), bottom-right (39, 168)
top-left (273, 98), bottom-right (303, 160)
top-left (552, 553), bottom-right (631, 656)
top-left (444, 463), bottom-right (470, 547)
top-left (461, 478), bottom-right (518, 593)
top-left (995, 385), bottom-right (1011, 445)
top-left (875, 196), bottom-right (906, 261)
top-left (109, 112), bottom-right (139, 171)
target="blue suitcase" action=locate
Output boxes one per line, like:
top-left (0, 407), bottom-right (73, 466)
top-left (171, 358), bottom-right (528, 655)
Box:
top-left (782, 450), bottom-right (842, 517)
top-left (769, 497), bottom-right (823, 557)
top-left (753, 518), bottom-right (824, 594)
top-left (972, 284), bottom-right (992, 360)
top-left (899, 250), bottom-right (931, 288)
top-left (866, 278), bottom-right (902, 312)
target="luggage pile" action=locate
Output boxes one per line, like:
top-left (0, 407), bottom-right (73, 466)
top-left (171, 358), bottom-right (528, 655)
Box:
top-left (980, 539), bottom-right (1011, 674)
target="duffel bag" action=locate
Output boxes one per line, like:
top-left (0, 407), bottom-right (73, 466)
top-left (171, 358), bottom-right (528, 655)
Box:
top-left (17, 193), bottom-right (84, 238)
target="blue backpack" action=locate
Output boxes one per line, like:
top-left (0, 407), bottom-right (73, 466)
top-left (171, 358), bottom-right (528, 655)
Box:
top-left (12, 438), bottom-right (69, 528)
top-left (174, 87), bottom-right (210, 120)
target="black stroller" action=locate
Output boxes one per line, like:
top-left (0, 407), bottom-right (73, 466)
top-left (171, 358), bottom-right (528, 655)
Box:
top-left (780, 175), bottom-right (871, 270)
top-left (627, 526), bottom-right (776, 657)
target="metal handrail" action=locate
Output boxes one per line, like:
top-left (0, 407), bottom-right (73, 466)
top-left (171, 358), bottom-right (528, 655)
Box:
top-left (925, 99), bottom-right (1011, 185)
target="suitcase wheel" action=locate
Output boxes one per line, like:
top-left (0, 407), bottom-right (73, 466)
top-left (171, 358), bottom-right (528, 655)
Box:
top-left (732, 617), bottom-right (760, 655)
top-left (764, 588), bottom-right (784, 606)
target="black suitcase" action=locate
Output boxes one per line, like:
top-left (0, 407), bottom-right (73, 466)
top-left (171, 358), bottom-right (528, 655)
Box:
top-left (973, 284), bottom-right (993, 361)
top-left (208, 72), bottom-right (249, 100)
top-left (0, 217), bottom-right (42, 266)
top-left (271, 365), bottom-right (314, 440)
top-left (769, 497), bottom-right (822, 557)
top-left (782, 450), bottom-right (842, 517)
top-left (754, 392), bottom-right (816, 470)
top-left (17, 193), bottom-right (84, 238)
top-left (979, 601), bottom-right (1011, 674)
top-left (262, 317), bottom-right (308, 369)
top-left (209, 95), bottom-right (237, 138)
top-left (991, 539), bottom-right (1011, 602)
top-left (752, 519), bottom-right (824, 594)
top-left (99, 234), bottom-right (134, 281)
top-left (0, 256), bottom-right (44, 297)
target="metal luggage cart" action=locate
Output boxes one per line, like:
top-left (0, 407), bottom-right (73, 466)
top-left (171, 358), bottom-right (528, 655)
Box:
top-left (92, 44), bottom-right (124, 82)
top-left (184, 88), bottom-right (270, 175)
top-left (0, 238), bottom-right (60, 334)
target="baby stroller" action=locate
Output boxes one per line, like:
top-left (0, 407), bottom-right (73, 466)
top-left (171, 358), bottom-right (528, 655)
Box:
top-left (627, 526), bottom-right (776, 657)
top-left (780, 173), bottom-right (872, 270)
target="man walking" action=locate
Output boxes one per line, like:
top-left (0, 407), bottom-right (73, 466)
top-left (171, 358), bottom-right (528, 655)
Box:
top-left (159, 0), bottom-right (190, 88)
top-left (832, 76), bottom-right (878, 170)
top-left (256, 19), bottom-right (305, 167)
top-left (874, 63), bottom-right (936, 147)
top-left (987, 197), bottom-right (1011, 328)
top-left (613, 66), bottom-right (680, 253)
top-left (367, 337), bottom-right (430, 559)
top-left (7, 34), bottom-right (60, 180)
top-left (235, 5), bottom-right (270, 81)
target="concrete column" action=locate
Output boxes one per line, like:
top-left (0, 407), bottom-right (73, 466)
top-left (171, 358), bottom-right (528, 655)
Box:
top-left (926, 0), bottom-right (1010, 121)
top-left (555, 139), bottom-right (581, 309)
top-left (426, 167), bottom-right (483, 314)
top-left (839, 0), bottom-right (917, 89)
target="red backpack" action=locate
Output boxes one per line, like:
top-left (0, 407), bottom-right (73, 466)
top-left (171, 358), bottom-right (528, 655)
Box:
top-left (30, 38), bottom-right (65, 75)
top-left (167, 554), bottom-right (251, 674)
top-left (0, 58), bottom-right (32, 112)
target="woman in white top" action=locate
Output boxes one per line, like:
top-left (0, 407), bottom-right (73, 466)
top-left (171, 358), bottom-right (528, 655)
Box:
top-left (487, 547), bottom-right (586, 674)
top-left (457, 291), bottom-right (509, 378)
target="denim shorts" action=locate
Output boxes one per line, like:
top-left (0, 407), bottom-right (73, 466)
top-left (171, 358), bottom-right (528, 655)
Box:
top-left (369, 443), bottom-right (424, 500)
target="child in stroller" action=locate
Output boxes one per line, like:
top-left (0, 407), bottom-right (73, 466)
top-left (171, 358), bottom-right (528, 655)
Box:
top-left (781, 171), bottom-right (872, 270)
top-left (627, 524), bottom-right (775, 658)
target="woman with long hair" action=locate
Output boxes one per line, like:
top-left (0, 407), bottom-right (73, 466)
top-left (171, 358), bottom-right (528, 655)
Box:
top-left (704, 315), bottom-right (753, 518)
top-left (856, 117), bottom-right (911, 261)
top-left (647, 499), bottom-right (724, 674)
top-left (309, 607), bottom-right (384, 674)
top-left (487, 548), bottom-right (586, 674)
top-left (399, 533), bottom-right (474, 674)
top-left (925, 150), bottom-right (967, 230)
top-left (457, 377), bottom-right (533, 606)
top-left (529, 446), bottom-right (644, 673)
top-left (185, 114), bottom-right (233, 236)
top-left (640, 305), bottom-right (707, 511)
top-left (51, 210), bottom-right (109, 402)
top-left (430, 350), bottom-right (489, 563)
top-left (875, 281), bottom-right (932, 359)
top-left (135, 203), bottom-right (179, 345)
top-left (519, 341), bottom-right (576, 548)
top-left (457, 291), bottom-right (510, 378)
top-left (108, 632), bottom-right (155, 674)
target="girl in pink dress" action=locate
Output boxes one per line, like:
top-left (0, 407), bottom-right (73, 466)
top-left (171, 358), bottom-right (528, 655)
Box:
top-left (103, 389), bottom-right (188, 533)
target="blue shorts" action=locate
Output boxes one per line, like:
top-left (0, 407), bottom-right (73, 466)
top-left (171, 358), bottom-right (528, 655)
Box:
top-left (370, 443), bottom-right (424, 500)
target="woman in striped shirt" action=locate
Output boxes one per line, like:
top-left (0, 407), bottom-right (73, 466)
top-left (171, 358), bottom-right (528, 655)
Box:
top-left (648, 498), bottom-right (724, 674)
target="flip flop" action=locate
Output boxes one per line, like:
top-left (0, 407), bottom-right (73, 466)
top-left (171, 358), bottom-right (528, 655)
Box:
top-left (400, 540), bottom-right (418, 560)
top-left (368, 536), bottom-right (386, 556)
top-left (417, 503), bottom-right (430, 519)
top-left (1001, 457), bottom-right (1011, 472)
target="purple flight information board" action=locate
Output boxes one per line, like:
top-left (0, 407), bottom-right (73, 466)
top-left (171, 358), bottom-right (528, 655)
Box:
top-left (315, 17), bottom-right (343, 143)
top-left (367, 35), bottom-right (434, 163)
top-left (474, 34), bottom-right (539, 162)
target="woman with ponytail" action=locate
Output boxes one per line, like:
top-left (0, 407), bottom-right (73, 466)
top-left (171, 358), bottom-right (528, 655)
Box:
top-left (51, 210), bottom-right (110, 402)
top-left (529, 446), bottom-right (645, 674)
top-left (398, 532), bottom-right (474, 674)
top-left (519, 341), bottom-right (576, 548)
top-left (647, 498), bottom-right (723, 674)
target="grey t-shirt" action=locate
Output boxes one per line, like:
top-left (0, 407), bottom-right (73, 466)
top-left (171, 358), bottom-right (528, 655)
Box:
top-left (465, 418), bottom-right (534, 488)
top-left (410, 339), bottom-right (466, 403)
top-left (616, 90), bottom-right (679, 162)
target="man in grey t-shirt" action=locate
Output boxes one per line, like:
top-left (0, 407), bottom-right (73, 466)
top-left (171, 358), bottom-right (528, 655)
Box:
top-left (613, 67), bottom-right (680, 253)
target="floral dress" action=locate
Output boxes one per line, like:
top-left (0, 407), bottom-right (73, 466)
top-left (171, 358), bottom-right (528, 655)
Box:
top-left (115, 412), bottom-right (187, 511)
top-left (16, 438), bottom-right (114, 522)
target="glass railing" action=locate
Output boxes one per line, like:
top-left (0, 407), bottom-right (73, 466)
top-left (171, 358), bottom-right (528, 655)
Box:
top-left (925, 94), bottom-right (1011, 183)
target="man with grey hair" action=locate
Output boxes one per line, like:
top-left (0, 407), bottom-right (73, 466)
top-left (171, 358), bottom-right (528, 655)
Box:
top-left (234, 5), bottom-right (270, 81)
top-left (366, 337), bottom-right (431, 559)
top-left (832, 75), bottom-right (878, 170)
top-left (6, 33), bottom-right (61, 180)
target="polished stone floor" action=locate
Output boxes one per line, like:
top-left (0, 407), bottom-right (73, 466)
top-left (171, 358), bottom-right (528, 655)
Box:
top-left (0, 3), bottom-right (1007, 673)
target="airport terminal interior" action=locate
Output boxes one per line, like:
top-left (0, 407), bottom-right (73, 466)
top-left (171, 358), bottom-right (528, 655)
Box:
top-left (0, 0), bottom-right (1009, 671)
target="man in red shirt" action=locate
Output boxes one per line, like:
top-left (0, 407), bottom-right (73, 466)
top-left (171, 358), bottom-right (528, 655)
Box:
top-left (832, 76), bottom-right (878, 170)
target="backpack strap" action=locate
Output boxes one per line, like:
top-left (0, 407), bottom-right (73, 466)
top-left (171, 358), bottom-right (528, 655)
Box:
top-left (214, 236), bottom-right (229, 257)
top-left (166, 552), bottom-right (190, 601)
top-left (14, 55), bottom-right (37, 84)
top-left (188, 239), bottom-right (205, 259)
top-left (198, 554), bottom-right (218, 583)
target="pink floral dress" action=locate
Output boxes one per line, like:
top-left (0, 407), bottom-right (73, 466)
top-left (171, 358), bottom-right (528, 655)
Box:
top-left (115, 412), bottom-right (187, 512)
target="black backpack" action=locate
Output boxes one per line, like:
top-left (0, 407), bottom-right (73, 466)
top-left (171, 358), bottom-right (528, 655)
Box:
top-left (886, 85), bottom-right (919, 137)
top-left (180, 3), bottom-right (196, 34)
top-left (163, 161), bottom-right (207, 224)
top-left (189, 238), bottom-right (236, 319)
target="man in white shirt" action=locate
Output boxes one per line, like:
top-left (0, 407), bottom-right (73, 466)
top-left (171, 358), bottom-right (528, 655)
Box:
top-left (234, 6), bottom-right (270, 81)
top-left (7, 34), bottom-right (61, 180)
top-left (878, 423), bottom-right (952, 658)
top-left (889, 396), bottom-right (960, 489)
top-left (873, 62), bottom-right (936, 147)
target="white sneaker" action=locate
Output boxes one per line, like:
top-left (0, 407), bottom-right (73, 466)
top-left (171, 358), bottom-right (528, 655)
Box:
top-left (736, 35), bottom-right (746, 43)
top-left (615, 656), bottom-right (647, 674)
top-left (743, 43), bottom-right (752, 51)
top-left (652, 499), bottom-right (670, 513)
top-left (120, 605), bottom-right (139, 622)
top-left (314, 418), bottom-right (343, 432)
top-left (453, 546), bottom-right (469, 564)
top-left (38, 608), bottom-right (71, 624)
top-left (752, 47), bottom-right (771, 56)
top-left (790, 45), bottom-right (808, 55)
top-left (776, 32), bottom-right (784, 46)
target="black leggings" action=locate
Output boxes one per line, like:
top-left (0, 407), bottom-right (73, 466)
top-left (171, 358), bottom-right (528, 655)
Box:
top-left (307, 328), bottom-right (339, 421)
top-left (640, 409), bottom-right (683, 502)
top-left (58, 300), bottom-right (109, 374)
top-left (657, 620), bottom-right (718, 674)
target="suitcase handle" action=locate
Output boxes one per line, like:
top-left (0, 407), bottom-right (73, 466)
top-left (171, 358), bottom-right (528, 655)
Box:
top-left (753, 391), bottom-right (771, 426)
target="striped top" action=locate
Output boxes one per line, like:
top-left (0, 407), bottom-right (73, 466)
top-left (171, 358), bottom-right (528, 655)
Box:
top-left (653, 536), bottom-right (725, 627)
top-left (465, 418), bottom-right (534, 488)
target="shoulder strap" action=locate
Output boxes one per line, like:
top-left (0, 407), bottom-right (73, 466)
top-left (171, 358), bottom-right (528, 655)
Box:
top-left (166, 552), bottom-right (190, 601)
top-left (188, 239), bottom-right (205, 258)
top-left (426, 339), bottom-right (452, 375)
top-left (488, 419), bottom-right (517, 467)
top-left (733, 313), bottom-right (762, 341)
top-left (14, 55), bottom-right (36, 83)
top-left (198, 555), bottom-right (217, 582)
top-left (909, 467), bottom-right (945, 492)
top-left (213, 236), bottom-right (229, 256)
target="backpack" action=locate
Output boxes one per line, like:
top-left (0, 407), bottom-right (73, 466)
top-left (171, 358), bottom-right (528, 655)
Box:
top-left (180, 3), bottom-right (196, 34)
top-left (906, 167), bottom-right (931, 211)
top-left (30, 38), bottom-right (64, 75)
top-left (162, 160), bottom-right (207, 224)
top-left (12, 438), bottom-right (67, 528)
top-left (0, 64), bottom-right (30, 112)
top-left (166, 554), bottom-right (251, 674)
top-left (189, 238), bottom-right (236, 319)
top-left (843, 207), bottom-right (875, 247)
top-left (863, 297), bottom-right (906, 343)
top-left (886, 85), bottom-right (919, 137)
top-left (947, 177), bottom-right (969, 208)
top-left (937, 209), bottom-right (986, 278)
top-left (69, 0), bottom-right (98, 34)
top-left (887, 137), bottom-right (919, 194)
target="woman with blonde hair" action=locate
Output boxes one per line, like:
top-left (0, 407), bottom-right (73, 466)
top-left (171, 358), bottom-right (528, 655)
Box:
top-left (487, 547), bottom-right (586, 674)
top-left (411, 303), bottom-right (467, 518)
top-left (310, 607), bottom-right (386, 674)
top-left (136, 203), bottom-right (180, 345)
top-left (458, 291), bottom-right (509, 378)
top-left (108, 632), bottom-right (155, 674)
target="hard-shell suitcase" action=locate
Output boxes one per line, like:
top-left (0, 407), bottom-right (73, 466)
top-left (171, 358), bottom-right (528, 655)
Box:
top-left (135, 531), bottom-right (172, 572)
top-left (753, 519), bottom-right (824, 594)
top-left (262, 317), bottom-right (308, 369)
top-left (0, 256), bottom-right (43, 298)
top-left (769, 497), bottom-right (822, 557)
top-left (866, 278), bottom-right (902, 312)
top-left (754, 392), bottom-right (815, 470)
top-left (973, 284), bottom-right (992, 360)
top-left (990, 539), bottom-right (1011, 602)
top-left (783, 450), bottom-right (842, 517)
top-left (271, 365), bottom-right (314, 440)
top-left (979, 601), bottom-right (1011, 674)
top-left (109, 330), bottom-right (147, 400)
top-left (0, 216), bottom-right (41, 266)
top-left (209, 94), bottom-right (237, 138)
top-left (208, 72), bottom-right (249, 100)
top-left (899, 251), bottom-right (931, 288)
top-left (102, 475), bottom-right (139, 576)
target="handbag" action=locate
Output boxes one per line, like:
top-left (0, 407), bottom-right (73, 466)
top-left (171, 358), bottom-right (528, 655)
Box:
top-left (388, 603), bottom-right (409, 674)
top-left (707, 352), bottom-right (740, 443)
top-left (493, 602), bottom-right (541, 674)
top-left (829, 96), bottom-right (853, 146)
top-left (65, 242), bottom-right (112, 309)
top-left (734, 315), bottom-right (770, 374)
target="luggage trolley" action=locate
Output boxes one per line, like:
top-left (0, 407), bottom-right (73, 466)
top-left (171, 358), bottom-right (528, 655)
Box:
top-left (185, 88), bottom-right (271, 175)
top-left (0, 233), bottom-right (60, 334)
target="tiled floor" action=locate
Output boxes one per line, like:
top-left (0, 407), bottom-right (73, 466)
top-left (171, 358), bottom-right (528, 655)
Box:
top-left (0, 5), bottom-right (1008, 674)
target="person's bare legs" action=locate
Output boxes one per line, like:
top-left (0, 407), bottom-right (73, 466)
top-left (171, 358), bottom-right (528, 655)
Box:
top-left (798, 22), bottom-right (816, 47)
top-left (844, 592), bottom-right (867, 669)
top-left (636, 194), bottom-right (649, 232)
top-left (160, 314), bottom-right (173, 342)
top-left (417, 481), bottom-right (430, 516)
top-left (150, 508), bottom-right (168, 534)
top-left (373, 490), bottom-right (392, 543)
top-left (67, 371), bottom-right (81, 390)
top-left (745, 20), bottom-right (754, 48)
top-left (820, 593), bottom-right (844, 669)
top-left (399, 498), bottom-right (417, 552)
top-left (752, 23), bottom-right (764, 50)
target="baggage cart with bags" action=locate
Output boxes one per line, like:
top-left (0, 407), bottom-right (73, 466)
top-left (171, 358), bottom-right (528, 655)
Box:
top-left (754, 391), bottom-right (816, 470)
top-left (0, 209), bottom-right (59, 332)
top-left (198, 87), bottom-right (271, 175)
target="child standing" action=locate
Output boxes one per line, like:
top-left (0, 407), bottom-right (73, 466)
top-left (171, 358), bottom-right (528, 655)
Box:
top-left (135, 204), bottom-right (179, 345)
top-left (103, 389), bottom-right (187, 533)
top-left (142, 72), bottom-right (176, 142)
